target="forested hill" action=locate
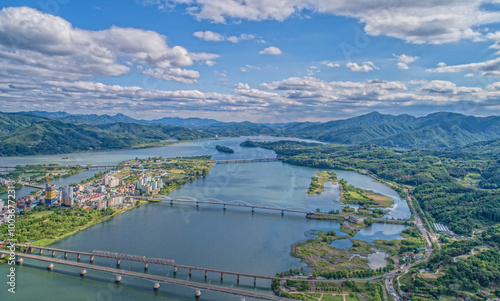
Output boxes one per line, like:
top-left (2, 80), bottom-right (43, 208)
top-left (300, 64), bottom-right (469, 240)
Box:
top-left (196, 111), bottom-right (500, 150)
top-left (9, 110), bottom-right (500, 150)
top-left (0, 113), bottom-right (213, 156)
top-left (280, 112), bottom-right (500, 149)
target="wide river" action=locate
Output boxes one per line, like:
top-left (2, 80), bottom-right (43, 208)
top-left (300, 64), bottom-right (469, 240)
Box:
top-left (0, 137), bottom-right (410, 300)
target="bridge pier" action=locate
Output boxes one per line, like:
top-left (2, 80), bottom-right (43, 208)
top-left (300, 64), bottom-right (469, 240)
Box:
top-left (237, 275), bottom-right (240, 283)
top-left (281, 210), bottom-right (284, 215)
top-left (170, 200), bottom-right (173, 205)
top-left (196, 202), bottom-right (199, 208)
top-left (39, 249), bottom-right (43, 255)
top-left (115, 275), bottom-right (122, 283)
top-left (189, 269), bottom-right (192, 277)
top-left (251, 207), bottom-right (255, 213)
top-left (64, 252), bottom-right (68, 259)
top-left (223, 204), bottom-right (226, 210)
top-left (30, 248), bottom-right (33, 254)
top-left (220, 273), bottom-right (223, 280)
top-left (16, 258), bottom-right (23, 265)
top-left (90, 255), bottom-right (94, 263)
top-left (80, 269), bottom-right (87, 276)
top-left (0, 254), bottom-right (3, 259)
top-left (47, 263), bottom-right (54, 271)
top-left (77, 254), bottom-right (80, 261)
top-left (173, 266), bottom-right (177, 274)
top-left (195, 290), bottom-right (201, 297)
top-left (154, 282), bottom-right (160, 290)
top-left (117, 259), bottom-right (121, 266)
top-left (144, 262), bottom-right (148, 270)
top-left (52, 251), bottom-right (55, 257)
top-left (254, 277), bottom-right (257, 285)
top-left (204, 271), bottom-right (207, 278)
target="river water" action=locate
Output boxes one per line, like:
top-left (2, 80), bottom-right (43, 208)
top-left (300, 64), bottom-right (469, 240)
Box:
top-left (0, 137), bottom-right (410, 300)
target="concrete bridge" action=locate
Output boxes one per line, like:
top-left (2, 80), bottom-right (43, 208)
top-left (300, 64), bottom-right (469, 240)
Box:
top-left (0, 164), bottom-right (117, 172)
top-left (14, 244), bottom-right (285, 285)
top-left (129, 196), bottom-right (313, 215)
top-left (211, 158), bottom-right (279, 164)
top-left (2, 250), bottom-right (289, 300)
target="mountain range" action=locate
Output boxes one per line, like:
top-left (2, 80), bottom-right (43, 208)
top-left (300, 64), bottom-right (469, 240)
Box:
top-left (3, 110), bottom-right (500, 155)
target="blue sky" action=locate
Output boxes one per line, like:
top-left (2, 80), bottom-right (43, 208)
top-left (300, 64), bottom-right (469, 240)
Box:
top-left (0, 0), bottom-right (500, 122)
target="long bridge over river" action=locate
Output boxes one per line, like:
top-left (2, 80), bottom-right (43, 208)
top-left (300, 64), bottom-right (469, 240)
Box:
top-left (0, 158), bottom-right (281, 173)
top-left (5, 244), bottom-right (288, 300)
top-left (129, 196), bottom-right (314, 215)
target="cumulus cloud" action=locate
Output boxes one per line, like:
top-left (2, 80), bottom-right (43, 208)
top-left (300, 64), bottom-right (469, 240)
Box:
top-left (427, 57), bottom-right (500, 76)
top-left (142, 68), bottom-right (200, 84)
top-left (259, 46), bottom-right (282, 55)
top-left (2, 73), bottom-right (499, 121)
top-left (346, 61), bottom-right (378, 72)
top-left (193, 30), bottom-right (255, 43)
top-left (0, 7), bottom-right (217, 83)
top-left (394, 54), bottom-right (419, 69)
top-left (145, 0), bottom-right (500, 44)
top-left (324, 62), bottom-right (340, 68)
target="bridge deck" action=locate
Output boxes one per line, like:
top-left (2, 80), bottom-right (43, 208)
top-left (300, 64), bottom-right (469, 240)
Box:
top-left (131, 197), bottom-right (312, 214)
top-left (3, 251), bottom-right (288, 301)
top-left (15, 244), bottom-right (284, 281)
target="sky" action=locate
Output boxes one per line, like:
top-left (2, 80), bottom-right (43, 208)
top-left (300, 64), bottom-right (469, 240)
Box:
top-left (0, 1), bottom-right (500, 122)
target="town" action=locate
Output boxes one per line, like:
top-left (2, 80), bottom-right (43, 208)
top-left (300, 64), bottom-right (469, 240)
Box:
top-left (0, 156), bottom-right (214, 231)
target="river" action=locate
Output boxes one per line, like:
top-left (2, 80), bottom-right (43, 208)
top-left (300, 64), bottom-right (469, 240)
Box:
top-left (0, 137), bottom-right (410, 300)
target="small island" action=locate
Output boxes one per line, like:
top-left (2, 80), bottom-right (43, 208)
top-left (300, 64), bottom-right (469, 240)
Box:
top-left (216, 145), bottom-right (235, 153)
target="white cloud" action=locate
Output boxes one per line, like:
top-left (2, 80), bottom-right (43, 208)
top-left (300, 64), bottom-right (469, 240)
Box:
top-left (259, 46), bottom-right (282, 55)
top-left (437, 62), bottom-right (447, 67)
top-left (325, 62), bottom-right (340, 68)
top-left (0, 7), bottom-right (217, 83)
top-left (346, 61), bottom-right (378, 72)
top-left (427, 57), bottom-right (500, 76)
top-left (142, 67), bottom-right (200, 84)
top-left (147, 0), bottom-right (500, 44)
top-left (193, 30), bottom-right (224, 42)
top-left (240, 65), bottom-right (261, 72)
top-left (2, 74), bottom-right (499, 121)
top-left (394, 54), bottom-right (419, 69)
top-left (193, 30), bottom-right (255, 43)
top-left (420, 80), bottom-right (457, 94)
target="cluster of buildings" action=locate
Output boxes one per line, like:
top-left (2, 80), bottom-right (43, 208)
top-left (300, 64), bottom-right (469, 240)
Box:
top-left (135, 175), bottom-right (164, 195)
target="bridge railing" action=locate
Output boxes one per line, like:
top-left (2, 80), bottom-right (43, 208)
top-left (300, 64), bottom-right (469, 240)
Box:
top-left (147, 257), bottom-right (175, 265)
top-left (93, 250), bottom-right (119, 258)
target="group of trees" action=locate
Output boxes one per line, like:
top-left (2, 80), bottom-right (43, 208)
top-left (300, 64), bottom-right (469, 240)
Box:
top-left (0, 205), bottom-right (115, 243)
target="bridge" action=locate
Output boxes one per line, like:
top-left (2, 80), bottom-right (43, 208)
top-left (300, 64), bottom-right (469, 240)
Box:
top-left (129, 196), bottom-right (313, 215)
top-left (4, 247), bottom-right (289, 300)
top-left (24, 183), bottom-right (44, 189)
top-left (211, 158), bottom-right (279, 164)
top-left (0, 164), bottom-right (117, 172)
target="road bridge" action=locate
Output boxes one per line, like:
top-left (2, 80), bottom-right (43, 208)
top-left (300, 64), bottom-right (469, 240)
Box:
top-left (129, 196), bottom-right (313, 215)
top-left (14, 244), bottom-right (285, 285)
top-left (211, 158), bottom-right (279, 164)
top-left (2, 250), bottom-right (289, 300)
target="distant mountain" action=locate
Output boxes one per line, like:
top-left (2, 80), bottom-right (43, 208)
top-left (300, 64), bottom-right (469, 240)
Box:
top-left (60, 113), bottom-right (140, 125)
top-left (7, 110), bottom-right (500, 150)
top-left (196, 121), bottom-right (280, 136)
top-left (456, 138), bottom-right (500, 155)
top-left (0, 113), bottom-right (214, 156)
top-left (280, 112), bottom-right (500, 149)
top-left (0, 112), bottom-right (46, 133)
top-left (149, 117), bottom-right (222, 128)
top-left (97, 122), bottom-right (213, 140)
top-left (16, 111), bottom-right (71, 119)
